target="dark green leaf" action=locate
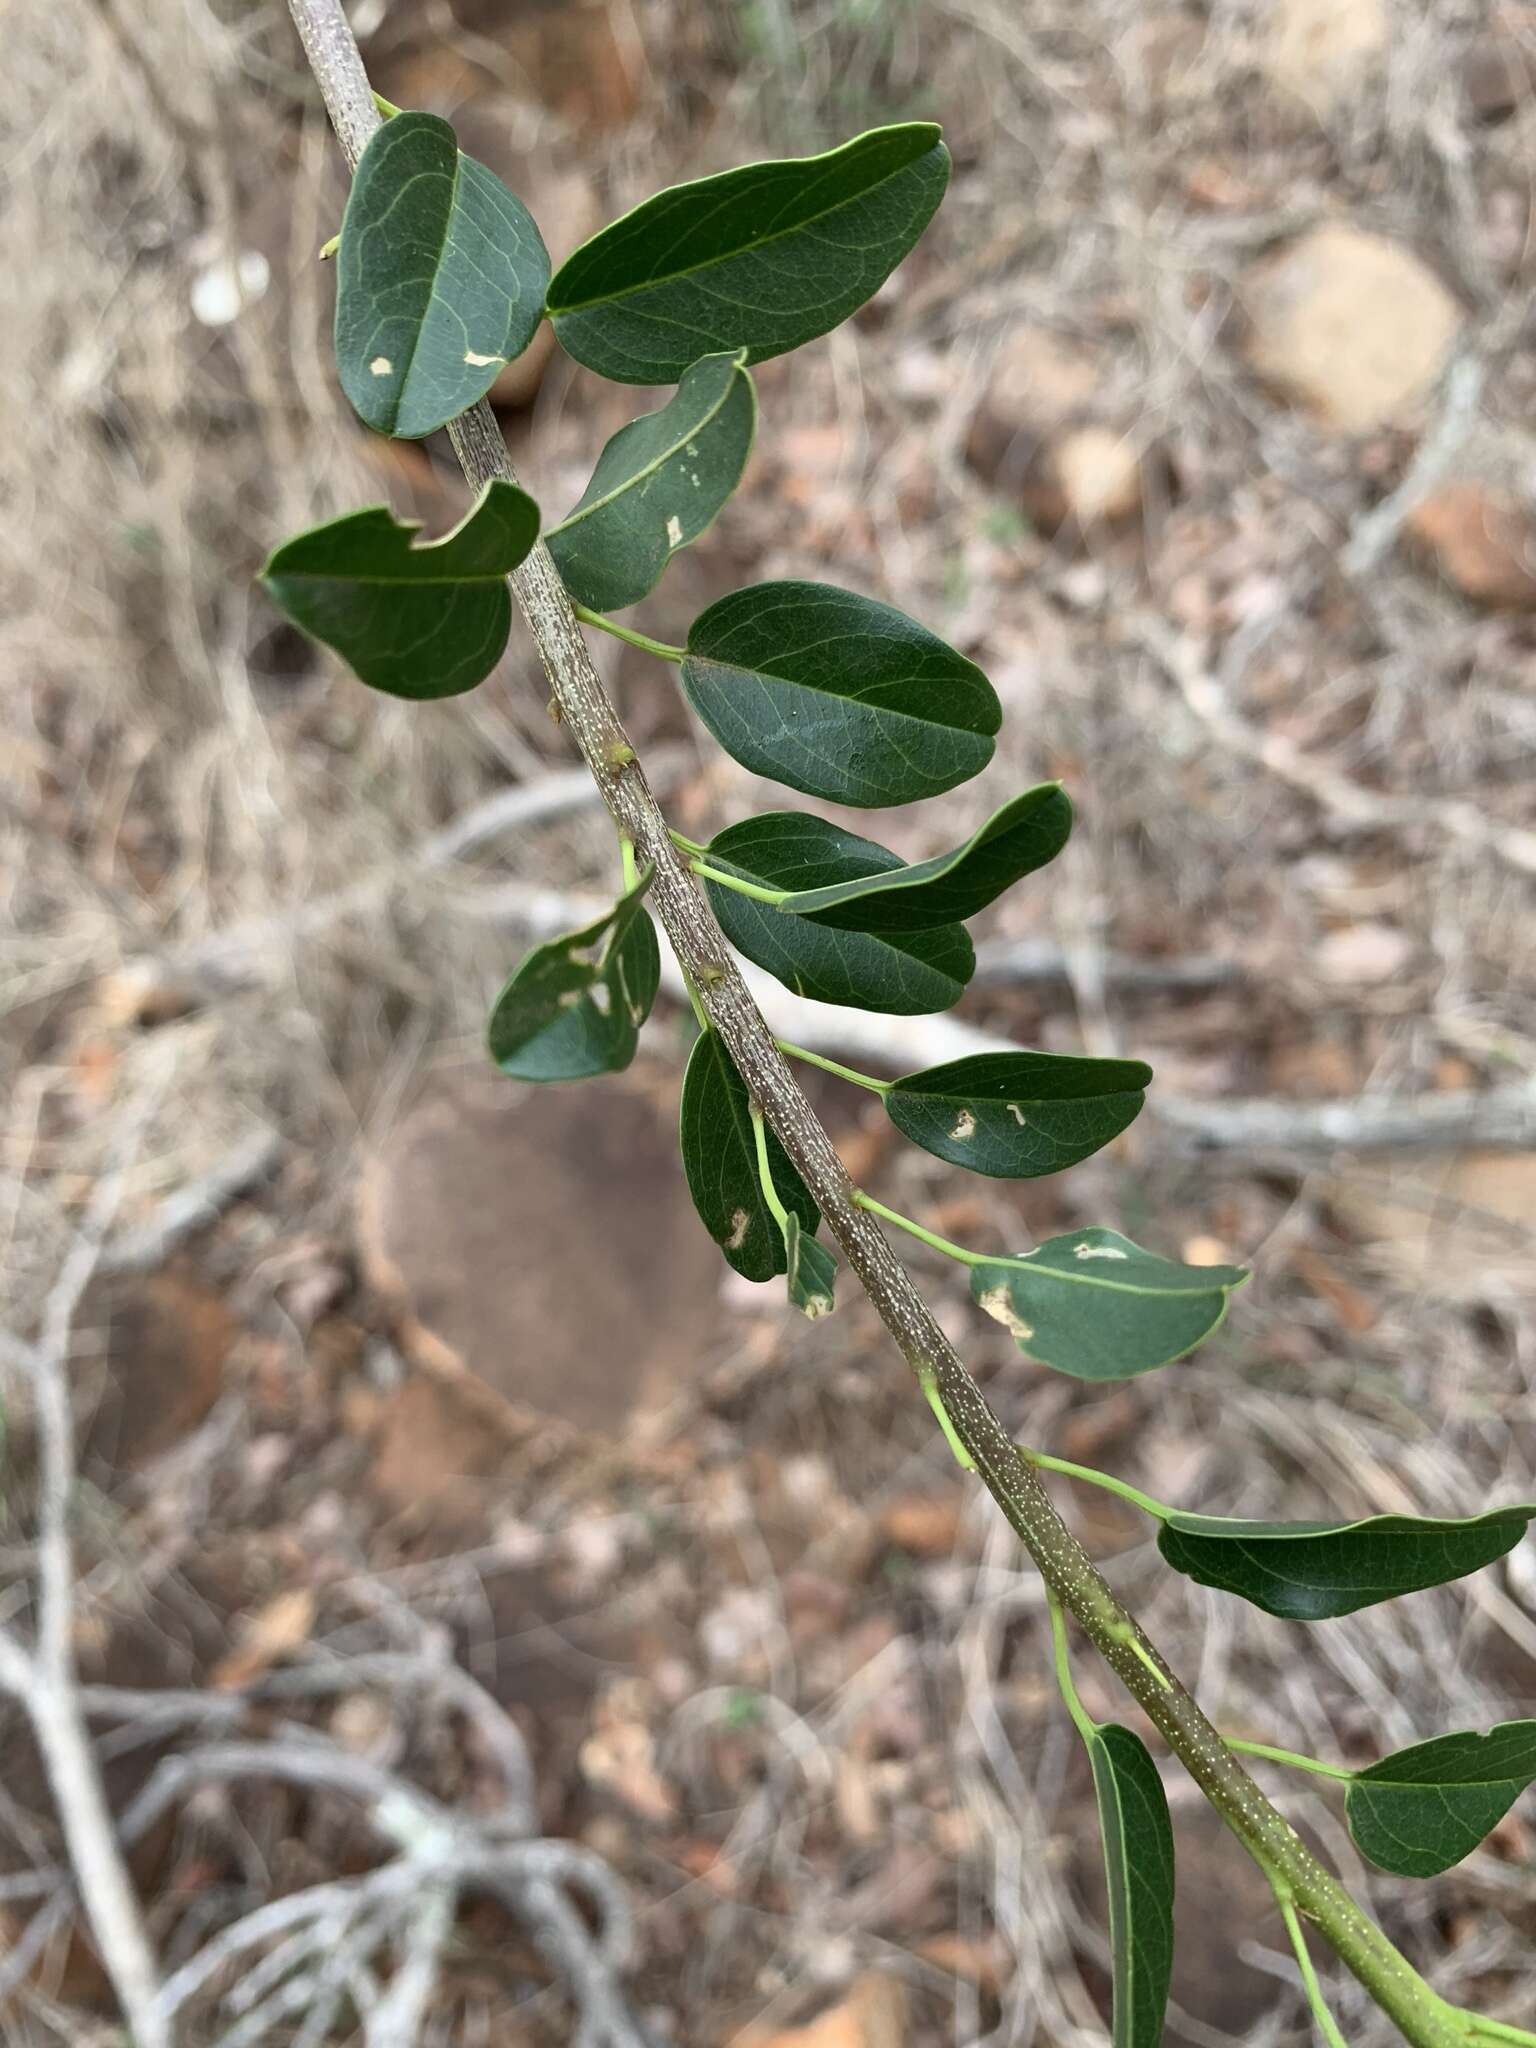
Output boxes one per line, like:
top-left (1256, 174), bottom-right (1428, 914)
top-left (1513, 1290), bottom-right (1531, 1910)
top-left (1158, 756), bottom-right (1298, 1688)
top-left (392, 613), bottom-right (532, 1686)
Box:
top-left (702, 814), bottom-right (973, 1015)
top-left (971, 1229), bottom-right (1247, 1380)
top-left (1157, 1505), bottom-right (1536, 1621)
top-left (546, 124), bottom-right (949, 384)
top-left (546, 351), bottom-right (757, 611)
top-left (486, 869), bottom-right (659, 1081)
top-left (771, 784), bottom-right (1073, 931)
top-left (886, 1052), bottom-right (1151, 1177)
top-left (335, 111), bottom-right (550, 438)
top-left (681, 582), bottom-right (999, 807)
top-left (1086, 1723), bottom-right (1176, 2048)
top-left (1347, 1722), bottom-right (1536, 1877)
top-left (784, 1213), bottom-right (837, 1319)
top-left (259, 482), bottom-right (539, 700)
top-left (680, 1030), bottom-right (818, 1280)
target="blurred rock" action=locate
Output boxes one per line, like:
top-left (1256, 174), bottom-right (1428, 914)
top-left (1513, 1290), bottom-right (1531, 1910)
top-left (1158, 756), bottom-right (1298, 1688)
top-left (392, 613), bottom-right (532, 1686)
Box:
top-left (1260, 0), bottom-right (1387, 115)
top-left (966, 328), bottom-right (1146, 532)
top-left (78, 1266), bottom-right (237, 1477)
top-left (1463, 23), bottom-right (1536, 122)
top-left (1314, 921), bottom-right (1413, 986)
top-left (1240, 226), bottom-right (1463, 432)
top-left (1406, 481), bottom-right (1536, 609)
top-left (1042, 425), bottom-right (1143, 528)
top-left (878, 1492), bottom-right (965, 1557)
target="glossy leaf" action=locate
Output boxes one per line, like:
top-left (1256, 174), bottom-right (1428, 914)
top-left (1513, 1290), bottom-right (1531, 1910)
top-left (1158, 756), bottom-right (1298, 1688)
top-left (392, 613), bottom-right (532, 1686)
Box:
top-left (971, 1229), bottom-right (1247, 1380)
top-left (784, 1213), bottom-right (837, 1319)
top-left (702, 814), bottom-right (973, 1015)
top-left (886, 1052), bottom-right (1151, 1177)
top-left (773, 784), bottom-right (1073, 932)
top-left (680, 1029), bottom-right (818, 1280)
top-left (1346, 1722), bottom-right (1536, 1877)
top-left (681, 582), bottom-right (999, 807)
top-left (546, 124), bottom-right (950, 384)
top-left (547, 350), bottom-right (757, 611)
top-left (335, 111), bottom-right (550, 438)
top-left (260, 482), bottom-right (539, 699)
top-left (1086, 1723), bottom-right (1176, 2048)
top-left (487, 869), bottom-right (659, 1081)
top-left (1157, 1504), bottom-right (1536, 1621)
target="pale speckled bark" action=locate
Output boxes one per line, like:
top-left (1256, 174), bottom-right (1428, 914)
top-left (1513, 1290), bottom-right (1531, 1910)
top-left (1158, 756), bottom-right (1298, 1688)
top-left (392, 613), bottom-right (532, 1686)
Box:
top-left (283, 10), bottom-right (1467, 2037)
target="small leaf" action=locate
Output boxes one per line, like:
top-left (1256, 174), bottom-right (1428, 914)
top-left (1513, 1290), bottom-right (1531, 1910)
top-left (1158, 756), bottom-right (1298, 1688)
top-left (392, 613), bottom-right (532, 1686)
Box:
top-left (971, 1229), bottom-right (1247, 1380)
top-left (681, 582), bottom-right (999, 807)
top-left (887, 1052), bottom-right (1151, 1177)
top-left (680, 1030), bottom-right (818, 1280)
top-left (335, 111), bottom-right (549, 438)
top-left (1346, 1722), bottom-right (1536, 1876)
top-left (1086, 1723), bottom-right (1176, 2048)
top-left (1157, 1504), bottom-right (1536, 1621)
top-left (784, 1213), bottom-right (837, 1318)
top-left (702, 813), bottom-right (973, 1015)
top-left (772, 784), bottom-right (1073, 931)
top-left (546, 123), bottom-right (950, 384)
top-left (260, 482), bottom-right (539, 699)
top-left (487, 868), bottom-right (659, 1081)
top-left (546, 351), bottom-right (757, 610)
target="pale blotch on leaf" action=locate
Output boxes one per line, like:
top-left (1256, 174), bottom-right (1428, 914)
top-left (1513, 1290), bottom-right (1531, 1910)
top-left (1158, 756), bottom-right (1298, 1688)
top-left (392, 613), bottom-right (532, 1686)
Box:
top-left (464, 348), bottom-right (505, 367)
top-left (949, 1107), bottom-right (976, 1142)
top-left (1074, 1240), bottom-right (1128, 1261)
top-left (726, 1208), bottom-right (750, 1251)
top-left (801, 1288), bottom-right (834, 1319)
top-left (665, 515), bottom-right (684, 546)
top-left (369, 356), bottom-right (393, 376)
top-left (978, 1284), bottom-right (1033, 1343)
top-left (1006, 1104), bottom-right (1031, 1126)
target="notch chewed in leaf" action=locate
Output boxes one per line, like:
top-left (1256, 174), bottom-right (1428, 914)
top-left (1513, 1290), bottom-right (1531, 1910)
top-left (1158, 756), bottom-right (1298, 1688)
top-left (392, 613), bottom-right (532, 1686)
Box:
top-left (335, 110), bottom-right (550, 438)
top-left (1346, 1721), bottom-right (1536, 1877)
top-left (681, 582), bottom-right (999, 807)
top-left (547, 350), bottom-right (757, 611)
top-left (486, 867), bottom-right (660, 1081)
top-left (971, 1229), bottom-right (1247, 1380)
top-left (1087, 1723), bottom-right (1176, 2048)
top-left (1157, 1503), bottom-right (1536, 1621)
top-left (886, 1051), bottom-right (1151, 1177)
top-left (546, 124), bottom-right (950, 384)
top-left (784, 1212), bottom-right (837, 1319)
top-left (259, 481), bottom-right (540, 699)
top-left (680, 1029), bottom-right (818, 1280)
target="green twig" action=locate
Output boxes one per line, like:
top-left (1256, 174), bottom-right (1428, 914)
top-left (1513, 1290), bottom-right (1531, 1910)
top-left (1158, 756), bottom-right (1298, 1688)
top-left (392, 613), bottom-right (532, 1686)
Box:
top-left (571, 603), bottom-right (685, 663)
top-left (619, 833), bottom-right (638, 894)
top-left (917, 1362), bottom-right (975, 1469)
top-left (776, 1042), bottom-right (891, 1093)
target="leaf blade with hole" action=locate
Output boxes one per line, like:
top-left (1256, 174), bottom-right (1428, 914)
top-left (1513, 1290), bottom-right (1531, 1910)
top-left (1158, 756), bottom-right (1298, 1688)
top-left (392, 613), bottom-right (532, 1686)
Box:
top-left (486, 867), bottom-right (659, 1081)
top-left (681, 582), bottom-right (999, 807)
top-left (886, 1052), bottom-right (1151, 1177)
top-left (701, 813), bottom-right (974, 1014)
top-left (335, 110), bottom-right (550, 438)
top-left (546, 124), bottom-right (950, 384)
top-left (1157, 1505), bottom-right (1536, 1621)
top-left (546, 350), bottom-right (757, 610)
top-left (1087, 1723), bottom-right (1176, 2048)
top-left (784, 1213), bottom-right (837, 1319)
top-left (259, 481), bottom-right (540, 699)
top-left (680, 1030), bottom-right (818, 1280)
top-left (1346, 1721), bottom-right (1536, 1876)
top-left (971, 1229), bottom-right (1247, 1380)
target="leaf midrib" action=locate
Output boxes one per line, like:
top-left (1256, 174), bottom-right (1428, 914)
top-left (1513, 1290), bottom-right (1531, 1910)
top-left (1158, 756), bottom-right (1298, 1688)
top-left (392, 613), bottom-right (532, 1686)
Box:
top-left (684, 651), bottom-right (992, 740)
top-left (548, 362), bottom-right (742, 534)
top-left (980, 1255), bottom-right (1236, 1301)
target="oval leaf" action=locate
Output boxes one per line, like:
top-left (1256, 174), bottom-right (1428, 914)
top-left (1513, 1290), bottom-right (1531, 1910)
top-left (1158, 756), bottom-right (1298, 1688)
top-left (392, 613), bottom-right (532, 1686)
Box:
top-left (487, 869), bottom-right (659, 1081)
top-left (1087, 1724), bottom-right (1176, 2048)
top-left (546, 124), bottom-right (950, 384)
top-left (702, 814), bottom-right (973, 1015)
top-left (546, 350), bottom-right (757, 611)
top-left (775, 784), bottom-right (1073, 932)
top-left (784, 1212), bottom-right (837, 1319)
top-left (886, 1052), bottom-right (1151, 1177)
top-left (681, 582), bottom-right (999, 807)
top-left (680, 1029), bottom-right (818, 1280)
top-left (336, 111), bottom-right (550, 438)
top-left (260, 481), bottom-right (540, 699)
top-left (971, 1229), bottom-right (1247, 1380)
top-left (1346, 1721), bottom-right (1536, 1877)
top-left (1157, 1504), bottom-right (1536, 1621)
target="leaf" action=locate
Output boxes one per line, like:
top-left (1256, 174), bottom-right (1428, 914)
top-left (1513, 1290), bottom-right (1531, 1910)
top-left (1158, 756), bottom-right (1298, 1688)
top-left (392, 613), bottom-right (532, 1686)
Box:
top-left (546, 123), bottom-right (950, 384)
top-left (1086, 1723), bottom-right (1176, 2048)
top-left (971, 1229), bottom-right (1247, 1380)
top-left (546, 350), bottom-right (757, 610)
top-left (769, 784), bottom-right (1073, 932)
top-left (886, 1052), bottom-right (1151, 1177)
top-left (784, 1212), bottom-right (837, 1318)
top-left (260, 481), bottom-right (540, 700)
top-left (335, 110), bottom-right (549, 438)
top-left (680, 1029), bottom-right (818, 1280)
top-left (1346, 1721), bottom-right (1536, 1876)
top-left (1157, 1504), bottom-right (1536, 1621)
top-left (701, 814), bottom-right (973, 1015)
top-left (487, 869), bottom-right (659, 1081)
top-left (681, 582), bottom-right (999, 807)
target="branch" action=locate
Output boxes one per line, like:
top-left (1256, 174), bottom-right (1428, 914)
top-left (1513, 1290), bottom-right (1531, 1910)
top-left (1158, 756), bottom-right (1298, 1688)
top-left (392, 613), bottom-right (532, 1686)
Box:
top-left (282, 13), bottom-right (1469, 2042)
